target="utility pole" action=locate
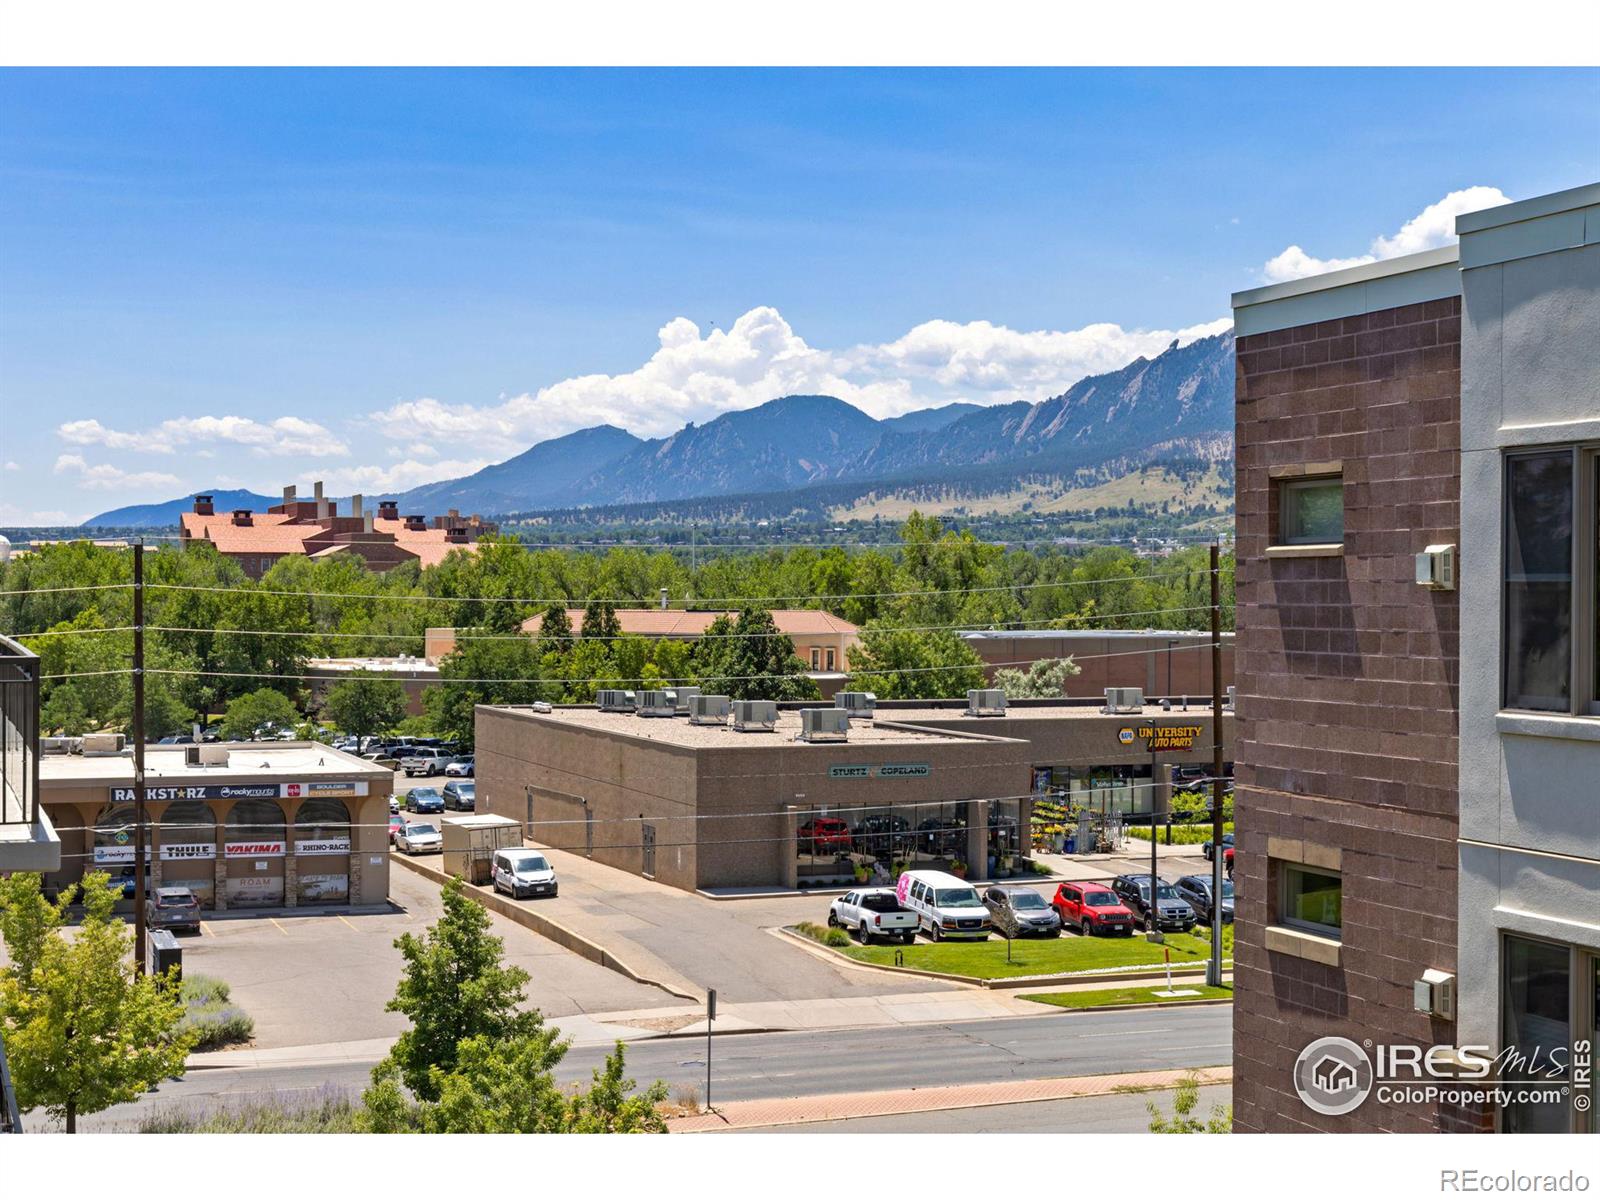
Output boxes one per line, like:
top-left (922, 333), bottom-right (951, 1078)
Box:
top-left (132, 538), bottom-right (148, 975)
top-left (1206, 541), bottom-right (1226, 988)
top-left (705, 988), bottom-right (716, 1114)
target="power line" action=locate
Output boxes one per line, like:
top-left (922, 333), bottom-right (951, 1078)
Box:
top-left (0, 582), bottom-right (133, 597)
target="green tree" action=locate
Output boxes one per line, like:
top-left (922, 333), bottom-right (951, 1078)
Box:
top-left (1146, 1070), bottom-right (1231, 1133)
top-left (579, 598), bottom-right (621, 641)
top-left (693, 608), bottom-right (819, 701)
top-left (380, 876), bottom-right (545, 1101)
top-left (220, 687), bottom-right (301, 741)
top-left (534, 602), bottom-right (573, 650)
top-left (847, 623), bottom-right (987, 699)
top-left (322, 671), bottom-right (408, 743)
top-left (992, 657), bottom-right (1081, 698)
top-left (427, 632), bottom-right (545, 747)
top-left (0, 872), bottom-right (195, 1132)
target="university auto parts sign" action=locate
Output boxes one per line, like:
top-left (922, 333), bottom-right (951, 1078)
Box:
top-left (1115, 724), bottom-right (1205, 752)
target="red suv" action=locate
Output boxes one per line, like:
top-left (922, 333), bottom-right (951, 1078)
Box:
top-left (1052, 881), bottom-right (1137, 936)
top-left (798, 817), bottom-right (853, 854)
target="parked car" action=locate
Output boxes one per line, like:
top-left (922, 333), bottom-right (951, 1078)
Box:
top-left (984, 885), bottom-right (1062, 938)
top-left (405, 752), bottom-right (453, 777)
top-left (1202, 832), bottom-right (1235, 862)
top-left (1175, 874), bottom-right (1235, 924)
top-left (896, 869), bottom-right (989, 940)
top-left (361, 752), bottom-right (399, 769)
top-left (829, 887), bottom-right (918, 944)
top-left (1051, 881), bottom-right (1137, 936)
top-left (157, 733), bottom-right (195, 745)
top-left (850, 813), bottom-right (911, 856)
top-left (396, 820), bottom-right (443, 855)
top-left (388, 813), bottom-right (406, 844)
top-left (145, 886), bottom-right (201, 934)
top-left (797, 817), bottom-right (853, 854)
top-left (442, 781), bottom-right (475, 811)
top-left (1224, 845), bottom-right (1235, 879)
top-left (405, 787), bottom-right (445, 815)
top-left (492, 848), bottom-right (558, 898)
top-left (444, 756), bottom-right (475, 778)
top-left (388, 793), bottom-right (401, 814)
top-left (1110, 874), bottom-right (1198, 933)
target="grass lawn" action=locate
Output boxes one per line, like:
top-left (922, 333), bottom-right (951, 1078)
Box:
top-left (1023, 983), bottom-right (1233, 1009)
top-left (838, 930), bottom-right (1222, 979)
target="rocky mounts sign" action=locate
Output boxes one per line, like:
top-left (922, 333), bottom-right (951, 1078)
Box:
top-left (1116, 724), bottom-right (1205, 752)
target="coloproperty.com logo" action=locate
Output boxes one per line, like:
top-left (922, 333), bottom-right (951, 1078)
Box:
top-left (1293, 1035), bottom-right (1592, 1117)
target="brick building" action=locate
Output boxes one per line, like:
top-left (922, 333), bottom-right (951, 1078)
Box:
top-left (1230, 181), bottom-right (1600, 1134)
top-left (178, 481), bottom-right (494, 579)
top-left (958, 629), bottom-right (1234, 699)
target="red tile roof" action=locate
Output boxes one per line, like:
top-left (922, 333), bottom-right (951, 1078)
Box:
top-left (520, 609), bottom-right (858, 638)
top-left (180, 511), bottom-right (478, 569)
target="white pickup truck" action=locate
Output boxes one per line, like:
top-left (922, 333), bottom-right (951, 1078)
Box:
top-left (828, 887), bottom-right (919, 945)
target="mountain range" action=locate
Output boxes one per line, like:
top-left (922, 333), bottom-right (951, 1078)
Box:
top-left (81, 330), bottom-right (1235, 527)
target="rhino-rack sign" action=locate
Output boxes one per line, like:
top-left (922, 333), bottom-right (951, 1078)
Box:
top-left (294, 838), bottom-right (351, 856)
top-left (827, 763), bottom-right (931, 780)
top-left (1116, 724), bottom-right (1205, 752)
top-left (110, 781), bottom-right (369, 803)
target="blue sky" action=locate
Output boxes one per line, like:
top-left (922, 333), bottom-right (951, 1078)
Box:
top-left (2, 68), bottom-right (1596, 522)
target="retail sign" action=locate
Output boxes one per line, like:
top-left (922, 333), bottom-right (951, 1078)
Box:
top-left (828, 763), bottom-right (931, 780)
top-left (281, 782), bottom-right (368, 799)
top-left (160, 843), bottom-right (216, 861)
top-left (294, 837), bottom-right (351, 856)
top-left (111, 781), bottom-right (367, 802)
top-left (223, 840), bottom-right (286, 858)
top-left (93, 845), bottom-right (151, 864)
top-left (1117, 724), bottom-right (1204, 752)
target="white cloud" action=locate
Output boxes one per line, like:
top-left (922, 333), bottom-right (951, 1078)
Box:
top-left (1261, 186), bottom-right (1512, 283)
top-left (304, 458), bottom-right (496, 495)
top-left (56, 415), bottom-right (349, 458)
top-left (53, 454), bottom-right (180, 492)
top-left (369, 306), bottom-right (1234, 453)
top-left (3, 461), bottom-right (17, 471)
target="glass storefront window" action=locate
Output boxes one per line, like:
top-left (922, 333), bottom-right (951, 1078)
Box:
top-left (160, 800), bottom-right (217, 908)
top-left (799, 801), bottom-right (970, 882)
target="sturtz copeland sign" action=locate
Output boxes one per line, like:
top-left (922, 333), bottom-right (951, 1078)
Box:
top-left (110, 781), bottom-right (368, 802)
top-left (1116, 724), bottom-right (1204, 752)
top-left (828, 763), bottom-right (931, 780)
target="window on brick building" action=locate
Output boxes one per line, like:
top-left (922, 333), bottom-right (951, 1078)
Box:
top-left (1279, 476), bottom-right (1344, 545)
top-left (1503, 446), bottom-right (1599, 715)
top-left (810, 647), bottom-right (821, 670)
top-left (1279, 864), bottom-right (1342, 937)
top-left (826, 647), bottom-right (836, 671)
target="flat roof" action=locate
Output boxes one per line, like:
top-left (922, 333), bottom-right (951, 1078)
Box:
top-left (881, 703), bottom-right (1218, 725)
top-left (484, 705), bottom-right (1001, 748)
top-left (40, 741), bottom-right (385, 785)
top-left (307, 657), bottom-right (439, 674)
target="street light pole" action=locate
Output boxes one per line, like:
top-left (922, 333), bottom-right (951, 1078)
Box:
top-left (132, 538), bottom-right (148, 975)
top-left (1207, 541), bottom-right (1226, 989)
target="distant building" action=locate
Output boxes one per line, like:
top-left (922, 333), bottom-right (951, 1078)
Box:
top-left (305, 655), bottom-right (439, 717)
top-left (958, 629), bottom-right (1234, 699)
top-left (178, 482), bottom-right (495, 579)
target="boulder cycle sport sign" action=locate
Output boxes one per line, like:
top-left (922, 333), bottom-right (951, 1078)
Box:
top-left (1115, 724), bottom-right (1205, 752)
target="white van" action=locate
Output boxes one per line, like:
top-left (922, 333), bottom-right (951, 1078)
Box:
top-left (492, 848), bottom-right (558, 899)
top-left (895, 869), bottom-right (990, 941)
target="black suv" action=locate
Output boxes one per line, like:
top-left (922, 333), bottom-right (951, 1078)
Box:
top-left (1174, 874), bottom-right (1234, 924)
top-left (1110, 874), bottom-right (1197, 933)
top-left (983, 885), bottom-right (1062, 938)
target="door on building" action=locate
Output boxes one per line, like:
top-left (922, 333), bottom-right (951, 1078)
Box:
top-left (641, 823), bottom-right (656, 877)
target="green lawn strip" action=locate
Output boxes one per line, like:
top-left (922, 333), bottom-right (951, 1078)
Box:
top-left (838, 931), bottom-right (1218, 979)
top-left (1023, 983), bottom-right (1233, 1009)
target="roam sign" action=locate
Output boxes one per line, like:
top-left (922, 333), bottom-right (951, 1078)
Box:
top-left (1117, 724), bottom-right (1204, 752)
top-left (828, 763), bottom-right (931, 780)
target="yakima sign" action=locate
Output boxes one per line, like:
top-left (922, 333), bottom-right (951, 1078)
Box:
top-left (223, 840), bottom-right (285, 858)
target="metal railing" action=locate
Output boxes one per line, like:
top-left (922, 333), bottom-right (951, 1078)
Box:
top-left (0, 634), bottom-right (40, 833)
top-left (0, 1028), bottom-right (21, 1133)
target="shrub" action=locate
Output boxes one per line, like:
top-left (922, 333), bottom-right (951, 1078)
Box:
top-left (178, 974), bottom-right (255, 1051)
top-left (822, 928), bottom-right (853, 948)
top-left (793, 921), bottom-right (829, 942)
top-left (136, 1086), bottom-right (361, 1133)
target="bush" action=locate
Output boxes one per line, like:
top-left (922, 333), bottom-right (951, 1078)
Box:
top-left (178, 974), bottom-right (255, 1051)
top-left (793, 921), bottom-right (829, 942)
top-left (136, 1086), bottom-right (361, 1133)
top-left (1125, 821), bottom-right (1234, 845)
top-left (822, 928), bottom-right (853, 948)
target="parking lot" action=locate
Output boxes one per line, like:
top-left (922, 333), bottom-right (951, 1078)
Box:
top-left (175, 860), bottom-right (678, 1050)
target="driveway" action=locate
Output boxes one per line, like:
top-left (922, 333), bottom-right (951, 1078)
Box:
top-left (180, 862), bottom-right (677, 1049)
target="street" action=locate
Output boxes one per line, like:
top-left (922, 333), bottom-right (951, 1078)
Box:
top-left (82, 1004), bottom-right (1233, 1131)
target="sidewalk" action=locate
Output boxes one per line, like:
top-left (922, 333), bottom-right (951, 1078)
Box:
top-left (667, 1065), bottom-right (1233, 1132)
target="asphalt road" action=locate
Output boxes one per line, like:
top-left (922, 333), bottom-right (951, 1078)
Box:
top-left (83, 1005), bottom-right (1232, 1131)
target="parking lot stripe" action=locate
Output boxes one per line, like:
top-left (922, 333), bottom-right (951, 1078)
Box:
top-left (337, 914), bottom-right (358, 931)
top-left (270, 918), bottom-right (289, 936)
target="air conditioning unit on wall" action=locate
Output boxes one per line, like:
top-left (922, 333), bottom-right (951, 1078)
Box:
top-left (1416, 543), bottom-right (1456, 591)
top-left (799, 708), bottom-right (850, 743)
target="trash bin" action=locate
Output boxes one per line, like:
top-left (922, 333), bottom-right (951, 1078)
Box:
top-left (147, 929), bottom-right (182, 984)
top-left (1065, 835), bottom-right (1076, 854)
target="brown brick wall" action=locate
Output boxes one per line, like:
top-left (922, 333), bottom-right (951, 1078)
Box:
top-left (1233, 298), bottom-right (1464, 1132)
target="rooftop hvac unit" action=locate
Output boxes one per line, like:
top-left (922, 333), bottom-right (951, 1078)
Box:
top-left (689, 694), bottom-right (732, 725)
top-left (596, 689), bottom-right (636, 713)
top-left (1103, 687), bottom-right (1145, 714)
top-left (731, 699), bottom-right (777, 732)
top-left (966, 688), bottom-right (1007, 717)
top-left (185, 744), bottom-right (231, 767)
top-left (836, 691), bottom-right (876, 719)
top-left (799, 707), bottom-right (850, 743)
top-left (637, 689), bottom-right (676, 717)
top-left (81, 732), bottom-right (126, 756)
top-left (668, 686), bottom-right (701, 715)
top-left (40, 736), bottom-right (74, 755)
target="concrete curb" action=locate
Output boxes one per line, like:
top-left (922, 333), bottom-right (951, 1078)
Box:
top-left (389, 852), bottom-right (700, 1002)
top-left (1026, 997), bottom-right (1234, 1014)
top-left (775, 925), bottom-right (1228, 990)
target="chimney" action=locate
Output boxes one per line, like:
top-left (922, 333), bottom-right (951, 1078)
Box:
top-left (378, 500), bottom-right (399, 521)
top-left (193, 494), bottom-right (214, 516)
top-left (659, 587), bottom-right (669, 610)
top-left (448, 508), bottom-right (459, 522)
top-left (282, 484), bottom-right (296, 507)
top-left (231, 508), bottom-right (253, 526)
top-left (314, 480), bottom-right (328, 520)
top-left (351, 494), bottom-right (363, 526)
top-left (404, 514), bottom-right (426, 531)
top-left (363, 511), bottom-right (374, 534)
